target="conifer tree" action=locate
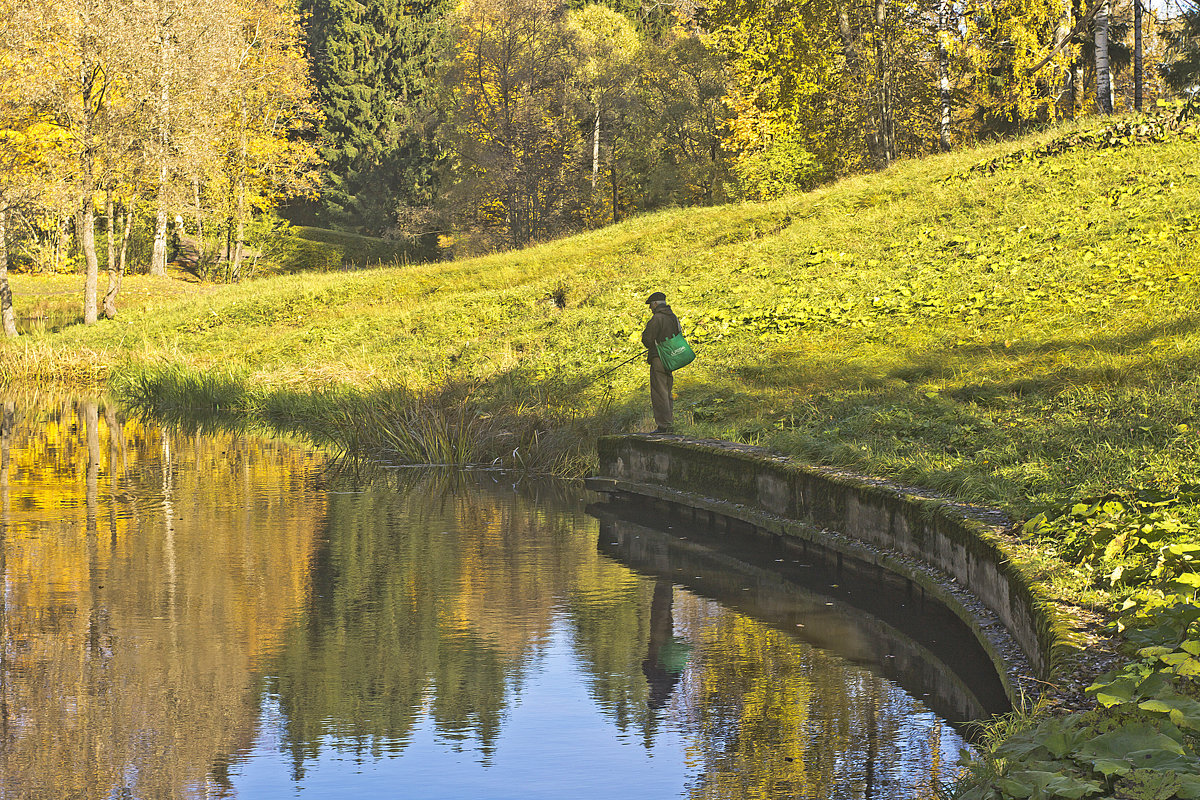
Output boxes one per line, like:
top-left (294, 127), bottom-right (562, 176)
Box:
top-left (1162, 0), bottom-right (1200, 92)
top-left (301, 0), bottom-right (449, 238)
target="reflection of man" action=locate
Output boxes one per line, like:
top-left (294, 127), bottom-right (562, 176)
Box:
top-left (642, 579), bottom-right (689, 710)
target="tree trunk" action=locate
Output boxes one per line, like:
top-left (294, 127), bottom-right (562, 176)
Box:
top-left (937, 0), bottom-right (952, 152)
top-left (592, 102), bottom-right (601, 192)
top-left (193, 178), bottom-right (203, 239)
top-left (118, 200), bottom-right (133, 278)
top-left (874, 0), bottom-right (894, 165)
top-left (150, 25), bottom-right (171, 276)
top-left (837, 1), bottom-right (860, 70)
top-left (231, 105), bottom-right (248, 281)
top-left (1095, 0), bottom-right (1113, 114)
top-left (0, 209), bottom-right (16, 337)
top-left (232, 184), bottom-right (245, 282)
top-left (610, 137), bottom-right (620, 223)
top-left (192, 178), bottom-right (204, 270)
top-left (81, 201), bottom-right (99, 325)
top-left (102, 192), bottom-right (118, 319)
top-left (0, 399), bottom-right (10, 737)
top-left (151, 200), bottom-right (169, 276)
top-left (1134, 0), bottom-right (1143, 111)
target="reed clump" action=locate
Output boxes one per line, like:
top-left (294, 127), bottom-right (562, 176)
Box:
top-left (112, 363), bottom-right (635, 476)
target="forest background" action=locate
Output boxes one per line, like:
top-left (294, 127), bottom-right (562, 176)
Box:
top-left (0, 0), bottom-right (1199, 330)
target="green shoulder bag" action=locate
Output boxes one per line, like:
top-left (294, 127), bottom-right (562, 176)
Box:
top-left (656, 331), bottom-right (696, 372)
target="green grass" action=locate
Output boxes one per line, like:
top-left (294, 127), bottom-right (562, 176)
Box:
top-left (9, 115), bottom-right (1200, 503)
top-left (6, 115), bottom-right (1198, 505)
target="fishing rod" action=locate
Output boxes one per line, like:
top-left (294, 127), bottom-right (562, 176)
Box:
top-left (575, 333), bottom-right (721, 392)
top-left (586, 350), bottom-right (646, 385)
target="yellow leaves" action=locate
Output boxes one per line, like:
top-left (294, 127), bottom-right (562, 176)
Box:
top-left (0, 118), bottom-right (68, 181)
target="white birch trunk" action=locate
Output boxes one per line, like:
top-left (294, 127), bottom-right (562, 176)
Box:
top-left (1134, 0), bottom-right (1143, 111)
top-left (591, 102), bottom-right (601, 192)
top-left (0, 209), bottom-right (16, 337)
top-left (81, 201), bottom-right (99, 325)
top-left (937, 0), bottom-right (952, 152)
top-left (150, 24), bottom-right (172, 276)
top-left (152, 199), bottom-right (169, 276)
top-left (1095, 0), bottom-right (1113, 114)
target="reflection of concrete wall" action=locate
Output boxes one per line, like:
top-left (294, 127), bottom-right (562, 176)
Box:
top-left (595, 512), bottom-right (1009, 727)
top-left (590, 436), bottom-right (1058, 701)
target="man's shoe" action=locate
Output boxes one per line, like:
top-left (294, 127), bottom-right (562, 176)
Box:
top-left (652, 426), bottom-right (673, 434)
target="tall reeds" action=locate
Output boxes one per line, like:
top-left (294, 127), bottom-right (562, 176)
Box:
top-left (110, 364), bottom-right (635, 477)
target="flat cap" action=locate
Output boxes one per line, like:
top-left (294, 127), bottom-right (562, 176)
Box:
top-left (646, 291), bottom-right (666, 304)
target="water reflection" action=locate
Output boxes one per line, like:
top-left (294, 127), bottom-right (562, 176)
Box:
top-left (0, 396), bottom-right (325, 799)
top-left (589, 501), bottom-right (1011, 729)
top-left (0, 399), bottom-right (971, 799)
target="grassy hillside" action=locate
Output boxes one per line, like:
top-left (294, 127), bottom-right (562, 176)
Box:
top-left (6, 115), bottom-right (1198, 511)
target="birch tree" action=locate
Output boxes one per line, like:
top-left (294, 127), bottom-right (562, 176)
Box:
top-left (446, 0), bottom-right (583, 248)
top-left (565, 6), bottom-right (639, 195)
top-left (18, 0), bottom-right (121, 324)
top-left (138, 0), bottom-right (240, 276)
top-left (1095, 0), bottom-right (1114, 113)
top-left (218, 0), bottom-right (320, 280)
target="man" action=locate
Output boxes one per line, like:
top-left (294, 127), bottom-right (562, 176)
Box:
top-left (641, 291), bottom-right (680, 433)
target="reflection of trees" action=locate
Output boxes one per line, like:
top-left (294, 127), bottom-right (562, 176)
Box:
top-left (271, 475), bottom-right (587, 768)
top-left (673, 598), bottom-right (944, 800)
top-left (0, 399), bottom-right (323, 799)
top-left (1, 400), bottom-right (13, 739)
top-left (0, 401), bottom-right (963, 799)
top-left (271, 473), bottom-right (688, 769)
top-left (563, 576), bottom-right (657, 741)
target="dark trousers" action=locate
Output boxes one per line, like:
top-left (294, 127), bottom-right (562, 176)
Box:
top-left (650, 357), bottom-right (674, 429)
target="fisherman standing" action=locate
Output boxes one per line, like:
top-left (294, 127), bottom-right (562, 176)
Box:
top-left (641, 291), bottom-right (680, 433)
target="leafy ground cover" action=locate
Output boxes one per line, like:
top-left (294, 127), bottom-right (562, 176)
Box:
top-left (4, 105), bottom-right (1200, 798)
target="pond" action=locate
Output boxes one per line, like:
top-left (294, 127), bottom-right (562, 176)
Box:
top-left (0, 397), bottom-right (1003, 799)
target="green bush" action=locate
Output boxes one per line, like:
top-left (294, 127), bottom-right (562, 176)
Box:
top-left (265, 236), bottom-right (344, 273)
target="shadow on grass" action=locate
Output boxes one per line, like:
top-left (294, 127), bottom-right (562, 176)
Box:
top-left (685, 315), bottom-right (1200, 512)
top-left (109, 313), bottom-right (1200, 500)
top-left (725, 315), bottom-right (1200, 399)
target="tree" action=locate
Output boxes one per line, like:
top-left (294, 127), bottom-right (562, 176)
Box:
top-left (445, 0), bottom-right (584, 248)
top-left (621, 29), bottom-right (732, 209)
top-left (705, 0), bottom-right (846, 190)
top-left (18, 0), bottom-right (121, 324)
top-left (1162, 0), bottom-right (1200, 92)
top-left (217, 0), bottom-right (321, 280)
top-left (138, 0), bottom-right (241, 276)
top-left (0, 120), bottom-right (65, 337)
top-left (301, 0), bottom-right (450, 236)
top-left (937, 0), bottom-right (953, 150)
top-left (963, 0), bottom-right (1075, 134)
top-left (565, 5), bottom-right (639, 196)
top-left (0, 5), bottom-right (52, 336)
top-left (1096, 0), bottom-right (1115, 112)
top-left (1134, 0), bottom-right (1144, 110)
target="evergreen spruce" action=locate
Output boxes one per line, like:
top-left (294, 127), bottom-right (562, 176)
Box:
top-left (1162, 2), bottom-right (1200, 93)
top-left (301, 0), bottom-right (448, 239)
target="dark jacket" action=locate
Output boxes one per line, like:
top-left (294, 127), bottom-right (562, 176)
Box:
top-left (641, 304), bottom-right (681, 364)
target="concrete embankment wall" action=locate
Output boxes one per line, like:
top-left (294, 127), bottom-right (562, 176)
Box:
top-left (590, 435), bottom-right (1065, 701)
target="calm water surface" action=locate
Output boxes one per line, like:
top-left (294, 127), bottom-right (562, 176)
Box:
top-left (0, 397), bottom-right (984, 799)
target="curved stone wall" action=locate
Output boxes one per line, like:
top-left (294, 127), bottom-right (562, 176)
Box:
top-left (588, 434), bottom-right (1067, 704)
